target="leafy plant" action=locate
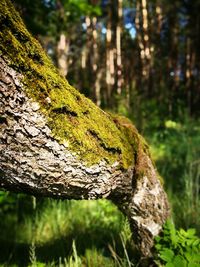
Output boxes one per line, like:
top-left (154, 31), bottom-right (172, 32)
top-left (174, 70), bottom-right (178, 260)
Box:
top-left (154, 220), bottom-right (200, 266)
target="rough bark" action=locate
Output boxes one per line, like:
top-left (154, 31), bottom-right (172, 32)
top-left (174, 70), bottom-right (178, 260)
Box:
top-left (0, 0), bottom-right (170, 258)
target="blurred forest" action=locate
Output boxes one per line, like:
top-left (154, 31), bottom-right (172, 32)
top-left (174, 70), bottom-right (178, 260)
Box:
top-left (0, 0), bottom-right (200, 266)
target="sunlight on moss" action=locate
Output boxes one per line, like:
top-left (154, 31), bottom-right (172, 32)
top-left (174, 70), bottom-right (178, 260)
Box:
top-left (0, 0), bottom-right (142, 168)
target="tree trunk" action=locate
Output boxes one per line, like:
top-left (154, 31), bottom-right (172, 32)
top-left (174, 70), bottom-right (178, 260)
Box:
top-left (57, 33), bottom-right (70, 77)
top-left (106, 0), bottom-right (115, 105)
top-left (116, 0), bottom-right (123, 95)
top-left (0, 0), bottom-right (170, 258)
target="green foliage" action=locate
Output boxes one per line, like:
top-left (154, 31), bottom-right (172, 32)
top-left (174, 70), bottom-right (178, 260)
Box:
top-left (147, 117), bottom-right (200, 232)
top-left (60, 0), bottom-right (101, 17)
top-left (149, 117), bottom-right (200, 191)
top-left (14, 0), bottom-right (101, 36)
top-left (13, 0), bottom-right (54, 35)
top-left (18, 199), bottom-right (125, 245)
top-left (48, 0), bottom-right (101, 37)
top-left (154, 220), bottom-right (200, 267)
top-left (0, 191), bottom-right (15, 207)
top-left (0, 197), bottom-right (134, 266)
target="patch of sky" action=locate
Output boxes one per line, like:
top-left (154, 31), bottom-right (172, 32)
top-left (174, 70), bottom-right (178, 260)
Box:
top-left (129, 27), bottom-right (136, 38)
top-left (102, 27), bottom-right (107, 34)
top-left (82, 22), bottom-right (87, 31)
top-left (125, 22), bottom-right (132, 29)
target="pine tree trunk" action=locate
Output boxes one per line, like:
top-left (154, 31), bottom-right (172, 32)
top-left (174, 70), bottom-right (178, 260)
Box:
top-left (0, 0), bottom-right (170, 258)
top-left (116, 0), bottom-right (123, 95)
top-left (57, 33), bottom-right (70, 77)
top-left (106, 0), bottom-right (115, 105)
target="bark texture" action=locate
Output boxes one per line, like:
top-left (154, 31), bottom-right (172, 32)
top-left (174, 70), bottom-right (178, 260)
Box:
top-left (0, 0), bottom-right (170, 258)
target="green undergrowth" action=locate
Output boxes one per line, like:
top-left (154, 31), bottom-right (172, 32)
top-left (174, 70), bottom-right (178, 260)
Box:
top-left (147, 118), bottom-right (200, 233)
top-left (0, 0), bottom-right (145, 169)
top-left (154, 219), bottom-right (200, 267)
top-left (0, 196), bottom-right (135, 266)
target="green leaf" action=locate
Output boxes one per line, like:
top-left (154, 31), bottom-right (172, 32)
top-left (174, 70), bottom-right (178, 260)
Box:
top-left (187, 239), bottom-right (195, 246)
top-left (160, 249), bottom-right (174, 262)
top-left (179, 229), bottom-right (187, 237)
top-left (173, 255), bottom-right (187, 267)
top-left (192, 253), bottom-right (200, 262)
top-left (188, 263), bottom-right (200, 267)
top-left (166, 262), bottom-right (174, 267)
top-left (192, 239), bottom-right (200, 247)
top-left (155, 236), bottom-right (161, 242)
top-left (155, 244), bottom-right (162, 250)
top-left (187, 229), bottom-right (196, 237)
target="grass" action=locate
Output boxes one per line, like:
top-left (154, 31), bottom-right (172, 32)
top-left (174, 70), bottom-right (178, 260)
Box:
top-left (147, 117), bottom-right (200, 234)
top-left (0, 198), bottom-right (136, 266)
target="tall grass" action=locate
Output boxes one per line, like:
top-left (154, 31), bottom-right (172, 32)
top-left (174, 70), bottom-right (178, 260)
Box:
top-left (148, 117), bottom-right (200, 233)
top-left (0, 198), bottom-right (135, 266)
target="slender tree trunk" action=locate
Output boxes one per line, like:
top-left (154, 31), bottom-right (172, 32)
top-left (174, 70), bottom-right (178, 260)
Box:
top-left (135, 0), bottom-right (143, 94)
top-left (57, 33), bottom-right (70, 77)
top-left (185, 38), bottom-right (192, 89)
top-left (106, 1), bottom-right (115, 105)
top-left (135, 0), bottom-right (153, 96)
top-left (0, 0), bottom-right (170, 259)
top-left (116, 0), bottom-right (123, 95)
top-left (91, 16), bottom-right (102, 106)
top-left (94, 68), bottom-right (103, 107)
top-left (140, 0), bottom-right (151, 83)
top-left (168, 14), bottom-right (179, 115)
top-left (154, 0), bottom-right (163, 95)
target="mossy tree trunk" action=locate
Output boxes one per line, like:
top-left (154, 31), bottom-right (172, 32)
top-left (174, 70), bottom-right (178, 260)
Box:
top-left (0, 0), bottom-right (170, 258)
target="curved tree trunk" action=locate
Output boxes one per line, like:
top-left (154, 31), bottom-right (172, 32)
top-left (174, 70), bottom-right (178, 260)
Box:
top-left (0, 0), bottom-right (170, 258)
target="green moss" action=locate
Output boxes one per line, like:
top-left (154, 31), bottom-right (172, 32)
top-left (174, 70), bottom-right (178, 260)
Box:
top-left (0, 0), bottom-right (151, 169)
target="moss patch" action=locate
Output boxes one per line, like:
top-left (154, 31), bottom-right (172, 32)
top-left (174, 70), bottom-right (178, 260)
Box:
top-left (0, 0), bottom-right (149, 169)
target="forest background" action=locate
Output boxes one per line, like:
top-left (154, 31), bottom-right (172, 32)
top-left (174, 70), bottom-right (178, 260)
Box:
top-left (0, 0), bottom-right (200, 266)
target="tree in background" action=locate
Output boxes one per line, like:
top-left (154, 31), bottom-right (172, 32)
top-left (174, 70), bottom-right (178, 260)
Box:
top-left (16, 0), bottom-right (199, 120)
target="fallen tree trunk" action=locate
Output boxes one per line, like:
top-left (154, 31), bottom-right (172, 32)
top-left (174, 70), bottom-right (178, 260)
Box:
top-left (0, 0), bottom-right (170, 257)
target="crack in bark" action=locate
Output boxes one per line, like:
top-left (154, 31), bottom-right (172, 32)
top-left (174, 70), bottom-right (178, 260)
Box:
top-left (52, 106), bottom-right (78, 117)
top-left (88, 129), bottom-right (122, 154)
